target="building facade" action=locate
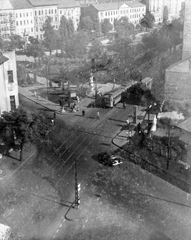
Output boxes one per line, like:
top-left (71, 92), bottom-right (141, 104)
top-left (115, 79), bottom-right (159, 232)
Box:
top-left (90, 1), bottom-right (146, 26)
top-left (0, 0), bottom-right (15, 39)
top-left (10, 0), bottom-right (34, 39)
top-left (57, 0), bottom-right (80, 31)
top-left (147, 0), bottom-right (185, 23)
top-left (164, 0), bottom-right (191, 106)
top-left (0, 50), bottom-right (19, 114)
top-left (28, 0), bottom-right (59, 40)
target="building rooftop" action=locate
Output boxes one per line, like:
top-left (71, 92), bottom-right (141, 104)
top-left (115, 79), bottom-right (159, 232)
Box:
top-left (10, 0), bottom-right (33, 9)
top-left (0, 55), bottom-right (9, 65)
top-left (178, 117), bottom-right (191, 133)
top-left (91, 1), bottom-right (145, 11)
top-left (55, 0), bottom-right (80, 8)
top-left (28, 0), bottom-right (57, 7)
top-left (0, 0), bottom-right (13, 10)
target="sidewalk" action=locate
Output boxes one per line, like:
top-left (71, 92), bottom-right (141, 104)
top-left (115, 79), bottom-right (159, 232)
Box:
top-left (19, 85), bottom-right (94, 115)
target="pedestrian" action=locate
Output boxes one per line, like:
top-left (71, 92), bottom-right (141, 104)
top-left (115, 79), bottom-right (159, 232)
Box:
top-left (51, 119), bottom-right (55, 126)
top-left (53, 111), bottom-right (56, 119)
top-left (126, 118), bottom-right (129, 126)
top-left (82, 109), bottom-right (85, 116)
top-left (123, 102), bottom-right (126, 109)
top-left (97, 111), bottom-right (100, 119)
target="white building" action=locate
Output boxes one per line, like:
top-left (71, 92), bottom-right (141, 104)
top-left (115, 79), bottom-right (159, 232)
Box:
top-left (56, 0), bottom-right (81, 31)
top-left (90, 1), bottom-right (146, 26)
top-left (10, 0), bottom-right (34, 39)
top-left (27, 0), bottom-right (59, 40)
top-left (148, 0), bottom-right (185, 23)
top-left (0, 50), bottom-right (19, 114)
top-left (0, 0), bottom-right (15, 39)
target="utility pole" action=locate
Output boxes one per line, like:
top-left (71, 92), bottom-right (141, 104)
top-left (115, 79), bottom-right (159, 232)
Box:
top-left (167, 119), bottom-right (171, 169)
top-left (74, 158), bottom-right (81, 209)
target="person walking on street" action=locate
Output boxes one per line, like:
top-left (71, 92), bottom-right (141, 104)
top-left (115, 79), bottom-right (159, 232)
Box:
top-left (97, 111), bottom-right (100, 119)
top-left (53, 111), bottom-right (56, 119)
top-left (126, 118), bottom-right (129, 126)
top-left (82, 109), bottom-right (85, 116)
top-left (123, 102), bottom-right (126, 109)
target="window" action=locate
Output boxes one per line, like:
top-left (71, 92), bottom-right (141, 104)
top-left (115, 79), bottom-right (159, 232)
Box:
top-left (31, 20), bottom-right (33, 24)
top-left (23, 13), bottom-right (25, 17)
top-left (30, 12), bottom-right (32, 16)
top-left (27, 20), bottom-right (29, 24)
top-left (20, 13), bottom-right (22, 17)
top-left (51, 9), bottom-right (53, 14)
top-left (31, 27), bottom-right (33, 32)
top-left (45, 9), bottom-right (47, 14)
top-left (16, 13), bottom-right (18, 18)
top-left (26, 12), bottom-right (28, 17)
top-left (39, 10), bottom-right (40, 15)
top-left (8, 70), bottom-right (13, 83)
top-left (60, 10), bottom-right (62, 14)
top-left (41, 10), bottom-right (43, 14)
top-left (16, 21), bottom-right (18, 26)
top-left (49, 9), bottom-right (51, 14)
top-left (36, 27), bottom-right (38, 32)
top-left (20, 21), bottom-right (22, 25)
top-left (10, 96), bottom-right (16, 111)
top-left (55, 9), bottom-right (56, 13)
top-left (24, 20), bottom-right (26, 25)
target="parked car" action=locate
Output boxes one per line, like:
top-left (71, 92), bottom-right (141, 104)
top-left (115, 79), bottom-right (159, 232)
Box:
top-left (97, 152), bottom-right (123, 167)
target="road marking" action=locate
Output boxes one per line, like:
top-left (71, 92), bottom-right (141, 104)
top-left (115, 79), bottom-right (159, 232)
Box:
top-left (59, 224), bottom-right (62, 227)
top-left (56, 229), bottom-right (59, 233)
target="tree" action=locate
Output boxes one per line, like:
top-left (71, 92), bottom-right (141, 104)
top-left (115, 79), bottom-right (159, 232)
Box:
top-left (0, 108), bottom-right (52, 161)
top-left (42, 16), bottom-right (57, 55)
top-left (140, 10), bottom-right (155, 29)
top-left (79, 16), bottom-right (94, 32)
top-left (9, 34), bottom-right (25, 49)
top-left (163, 5), bottom-right (169, 23)
top-left (68, 19), bottom-right (75, 36)
top-left (58, 15), bottom-right (69, 52)
top-left (25, 41), bottom-right (44, 62)
top-left (101, 19), bottom-right (112, 36)
top-left (114, 17), bottom-right (135, 39)
top-left (179, 2), bottom-right (185, 22)
top-left (65, 31), bottom-right (89, 58)
top-left (88, 39), bottom-right (104, 60)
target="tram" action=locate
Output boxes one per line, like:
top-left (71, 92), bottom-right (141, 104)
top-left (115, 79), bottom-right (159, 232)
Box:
top-left (104, 81), bottom-right (136, 108)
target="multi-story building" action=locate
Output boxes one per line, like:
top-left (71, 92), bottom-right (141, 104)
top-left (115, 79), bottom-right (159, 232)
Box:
top-left (56, 0), bottom-right (80, 31)
top-left (27, 0), bottom-right (59, 40)
top-left (0, 50), bottom-right (19, 114)
top-left (89, 1), bottom-right (146, 26)
top-left (10, 0), bottom-right (34, 40)
top-left (0, 0), bottom-right (15, 40)
top-left (147, 0), bottom-right (185, 23)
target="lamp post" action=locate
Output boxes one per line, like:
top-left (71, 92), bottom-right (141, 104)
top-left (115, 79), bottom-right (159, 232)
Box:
top-left (91, 59), bottom-right (97, 99)
top-left (74, 158), bottom-right (80, 209)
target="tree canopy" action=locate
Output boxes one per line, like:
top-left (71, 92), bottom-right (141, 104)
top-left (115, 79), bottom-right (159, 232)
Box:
top-left (0, 108), bottom-right (52, 161)
top-left (114, 17), bottom-right (135, 39)
top-left (140, 10), bottom-right (155, 29)
top-left (101, 19), bottom-right (112, 36)
top-left (42, 16), bottom-right (57, 55)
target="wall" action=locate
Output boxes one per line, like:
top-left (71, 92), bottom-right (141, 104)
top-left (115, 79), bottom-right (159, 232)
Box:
top-left (165, 57), bottom-right (191, 104)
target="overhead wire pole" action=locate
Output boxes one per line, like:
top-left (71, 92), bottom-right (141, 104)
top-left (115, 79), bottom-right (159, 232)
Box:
top-left (75, 158), bottom-right (80, 209)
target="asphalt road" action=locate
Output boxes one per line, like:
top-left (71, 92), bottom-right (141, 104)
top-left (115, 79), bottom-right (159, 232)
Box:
top-left (7, 96), bottom-right (191, 240)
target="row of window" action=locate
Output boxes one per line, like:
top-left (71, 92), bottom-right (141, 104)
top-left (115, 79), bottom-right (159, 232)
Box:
top-left (16, 27), bottom-right (33, 34)
top-left (35, 8), bottom-right (57, 16)
top-left (16, 20), bottom-right (33, 26)
top-left (104, 7), bottom-right (145, 17)
top-left (16, 12), bottom-right (33, 18)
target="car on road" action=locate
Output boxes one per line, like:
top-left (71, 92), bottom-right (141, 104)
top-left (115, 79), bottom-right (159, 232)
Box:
top-left (97, 152), bottom-right (123, 167)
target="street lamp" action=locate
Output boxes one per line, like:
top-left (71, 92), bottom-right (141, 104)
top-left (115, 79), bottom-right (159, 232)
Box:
top-left (91, 59), bottom-right (98, 99)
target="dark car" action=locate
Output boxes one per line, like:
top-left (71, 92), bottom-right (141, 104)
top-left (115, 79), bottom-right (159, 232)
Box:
top-left (97, 152), bottom-right (123, 167)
